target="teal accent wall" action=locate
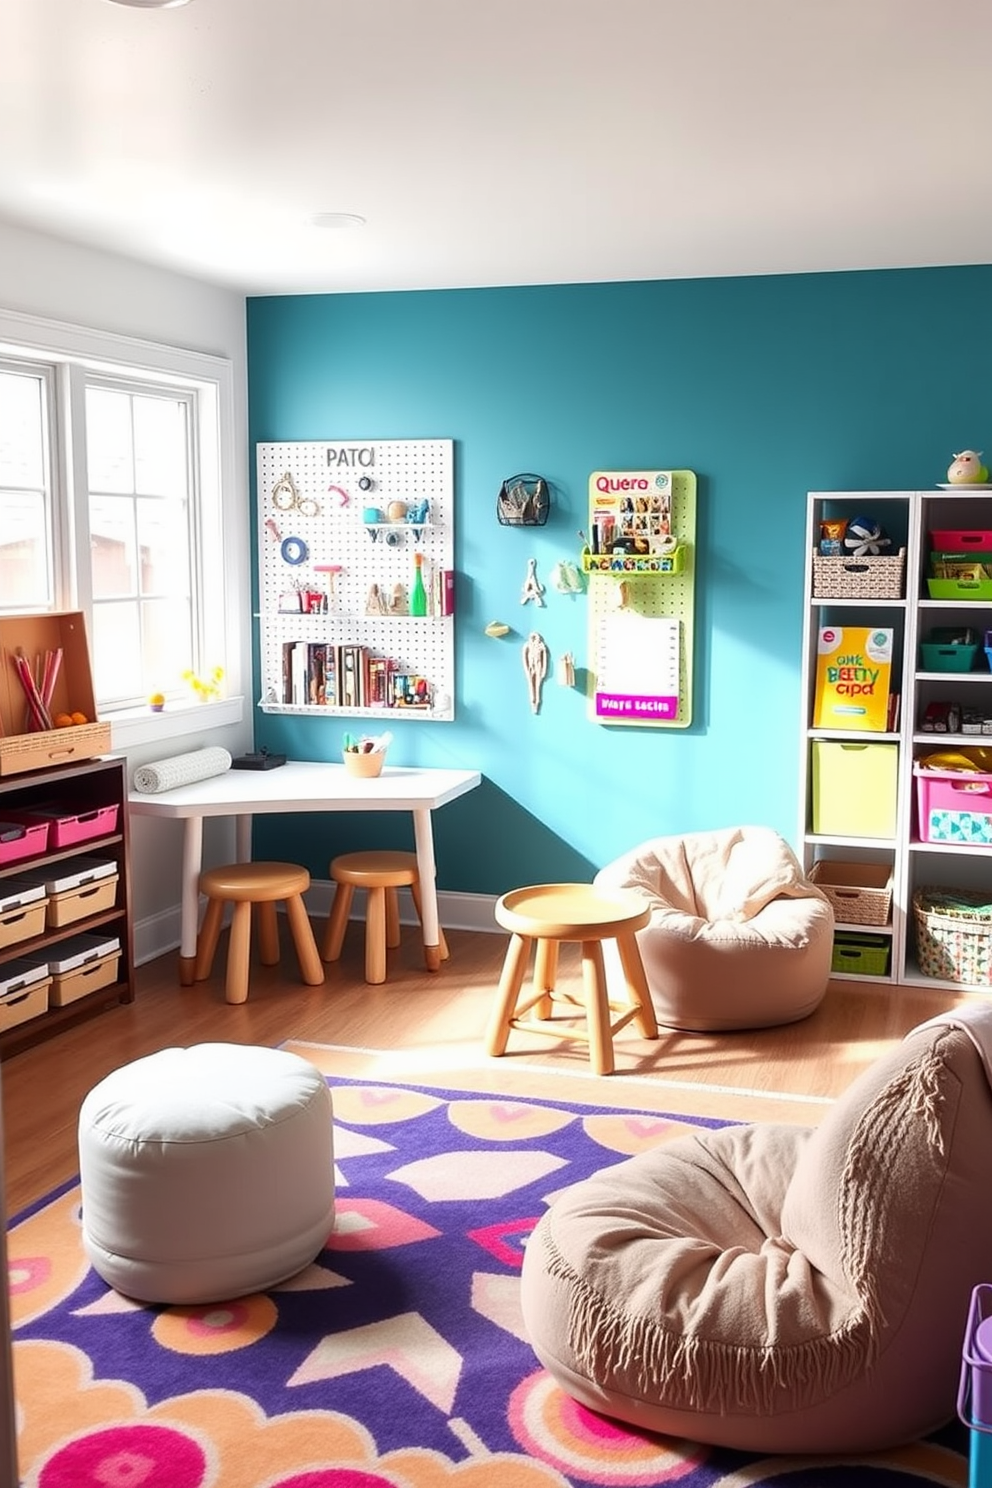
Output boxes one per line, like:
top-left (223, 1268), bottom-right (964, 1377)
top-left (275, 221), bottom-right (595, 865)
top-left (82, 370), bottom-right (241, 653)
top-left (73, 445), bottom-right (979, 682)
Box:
top-left (246, 266), bottom-right (992, 894)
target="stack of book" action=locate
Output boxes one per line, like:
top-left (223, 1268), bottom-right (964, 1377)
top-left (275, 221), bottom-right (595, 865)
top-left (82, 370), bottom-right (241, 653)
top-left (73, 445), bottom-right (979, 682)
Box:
top-left (280, 643), bottom-right (433, 710)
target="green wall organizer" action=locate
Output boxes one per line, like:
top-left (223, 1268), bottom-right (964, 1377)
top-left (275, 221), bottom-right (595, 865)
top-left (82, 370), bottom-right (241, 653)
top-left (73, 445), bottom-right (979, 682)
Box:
top-left (585, 468), bottom-right (696, 729)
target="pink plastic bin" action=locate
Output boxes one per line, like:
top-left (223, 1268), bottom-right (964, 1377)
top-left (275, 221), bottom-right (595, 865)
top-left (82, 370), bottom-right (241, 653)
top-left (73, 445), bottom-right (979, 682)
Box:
top-left (0, 821), bottom-right (50, 866)
top-left (6, 804), bottom-right (119, 850)
top-left (915, 765), bottom-right (992, 846)
top-left (930, 529), bottom-right (992, 553)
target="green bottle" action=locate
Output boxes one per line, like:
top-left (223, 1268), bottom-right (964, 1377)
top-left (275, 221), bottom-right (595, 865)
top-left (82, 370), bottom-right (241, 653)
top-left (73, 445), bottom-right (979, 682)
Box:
top-left (410, 551), bottom-right (427, 616)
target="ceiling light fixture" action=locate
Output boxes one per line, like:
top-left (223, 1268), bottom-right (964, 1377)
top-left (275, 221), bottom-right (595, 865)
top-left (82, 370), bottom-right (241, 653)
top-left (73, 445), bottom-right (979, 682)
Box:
top-left (309, 213), bottom-right (367, 231)
top-left (103, 0), bottom-right (193, 9)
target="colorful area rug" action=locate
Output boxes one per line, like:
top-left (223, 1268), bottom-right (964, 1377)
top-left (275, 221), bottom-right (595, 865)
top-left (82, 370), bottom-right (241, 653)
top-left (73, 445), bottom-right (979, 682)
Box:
top-left (10, 1076), bottom-right (971, 1487)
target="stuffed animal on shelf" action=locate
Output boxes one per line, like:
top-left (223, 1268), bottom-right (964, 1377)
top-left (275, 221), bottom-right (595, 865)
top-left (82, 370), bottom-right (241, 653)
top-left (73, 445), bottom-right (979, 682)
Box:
top-left (946, 450), bottom-right (989, 484)
top-left (843, 515), bottom-right (891, 557)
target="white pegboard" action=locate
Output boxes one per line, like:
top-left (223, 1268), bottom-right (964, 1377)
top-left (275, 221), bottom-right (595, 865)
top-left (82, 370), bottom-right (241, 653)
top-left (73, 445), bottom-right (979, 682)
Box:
top-left (255, 439), bottom-right (454, 720)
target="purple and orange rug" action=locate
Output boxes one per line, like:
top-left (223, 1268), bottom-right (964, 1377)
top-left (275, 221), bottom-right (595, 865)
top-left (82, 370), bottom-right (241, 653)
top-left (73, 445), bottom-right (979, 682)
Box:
top-left (10, 1076), bottom-right (971, 1486)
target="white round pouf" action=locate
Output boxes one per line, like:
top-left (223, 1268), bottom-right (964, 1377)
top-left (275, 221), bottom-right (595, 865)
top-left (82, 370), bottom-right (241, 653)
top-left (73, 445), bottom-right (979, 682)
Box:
top-left (78, 1042), bottom-right (335, 1304)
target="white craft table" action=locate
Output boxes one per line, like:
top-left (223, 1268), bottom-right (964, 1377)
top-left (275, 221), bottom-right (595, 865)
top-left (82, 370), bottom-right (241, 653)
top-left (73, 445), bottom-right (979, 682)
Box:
top-left (128, 760), bottom-right (482, 984)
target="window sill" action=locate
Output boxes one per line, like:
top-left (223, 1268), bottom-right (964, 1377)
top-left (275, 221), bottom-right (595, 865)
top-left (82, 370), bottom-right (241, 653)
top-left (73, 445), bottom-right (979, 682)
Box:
top-left (107, 695), bottom-right (245, 751)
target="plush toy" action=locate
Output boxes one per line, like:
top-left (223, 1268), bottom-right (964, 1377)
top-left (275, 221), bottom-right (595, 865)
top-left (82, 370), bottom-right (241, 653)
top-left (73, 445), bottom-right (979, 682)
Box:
top-left (946, 450), bottom-right (989, 484)
top-left (843, 515), bottom-right (891, 557)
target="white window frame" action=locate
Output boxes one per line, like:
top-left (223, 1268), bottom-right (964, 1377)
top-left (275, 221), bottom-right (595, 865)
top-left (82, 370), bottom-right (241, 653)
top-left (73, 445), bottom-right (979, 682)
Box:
top-left (0, 306), bottom-right (245, 748)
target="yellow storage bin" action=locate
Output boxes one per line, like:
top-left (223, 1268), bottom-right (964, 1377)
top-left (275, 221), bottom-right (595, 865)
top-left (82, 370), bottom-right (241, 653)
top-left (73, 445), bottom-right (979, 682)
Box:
top-left (811, 742), bottom-right (899, 838)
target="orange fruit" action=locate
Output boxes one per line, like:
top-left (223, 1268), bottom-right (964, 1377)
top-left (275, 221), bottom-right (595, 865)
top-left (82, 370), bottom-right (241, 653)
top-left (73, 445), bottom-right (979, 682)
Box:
top-left (53, 713), bottom-right (74, 728)
top-left (70, 711), bottom-right (88, 725)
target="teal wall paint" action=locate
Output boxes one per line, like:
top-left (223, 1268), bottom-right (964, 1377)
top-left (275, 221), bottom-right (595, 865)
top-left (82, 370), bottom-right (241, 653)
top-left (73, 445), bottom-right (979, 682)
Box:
top-left (246, 266), bottom-right (992, 894)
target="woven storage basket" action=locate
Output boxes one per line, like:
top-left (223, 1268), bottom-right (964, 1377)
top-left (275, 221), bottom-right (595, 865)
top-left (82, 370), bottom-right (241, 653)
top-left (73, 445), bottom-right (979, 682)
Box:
top-left (913, 886), bottom-right (992, 986)
top-left (811, 548), bottom-right (906, 599)
top-left (809, 860), bottom-right (893, 926)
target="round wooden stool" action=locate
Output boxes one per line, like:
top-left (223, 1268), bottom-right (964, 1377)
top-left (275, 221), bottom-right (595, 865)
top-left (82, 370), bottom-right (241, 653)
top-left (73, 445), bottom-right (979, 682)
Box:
top-left (194, 861), bottom-right (324, 1005)
top-left (485, 883), bottom-right (659, 1075)
top-left (323, 850), bottom-right (450, 985)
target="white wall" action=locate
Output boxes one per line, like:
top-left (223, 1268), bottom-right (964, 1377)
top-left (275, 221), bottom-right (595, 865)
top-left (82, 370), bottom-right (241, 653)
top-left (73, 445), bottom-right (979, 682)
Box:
top-left (0, 218), bottom-right (253, 963)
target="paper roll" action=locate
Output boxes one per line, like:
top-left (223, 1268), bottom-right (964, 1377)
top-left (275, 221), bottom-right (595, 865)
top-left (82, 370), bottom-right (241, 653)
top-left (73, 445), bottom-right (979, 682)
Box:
top-left (132, 746), bottom-right (232, 795)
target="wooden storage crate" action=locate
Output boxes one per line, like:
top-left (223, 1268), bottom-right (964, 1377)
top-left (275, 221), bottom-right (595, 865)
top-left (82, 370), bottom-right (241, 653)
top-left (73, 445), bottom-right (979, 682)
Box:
top-left (0, 612), bottom-right (110, 778)
top-left (809, 860), bottom-right (893, 926)
top-left (811, 548), bottom-right (906, 599)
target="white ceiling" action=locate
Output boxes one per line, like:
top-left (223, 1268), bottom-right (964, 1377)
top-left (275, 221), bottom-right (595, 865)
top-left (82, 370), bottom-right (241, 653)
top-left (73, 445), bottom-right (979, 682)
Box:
top-left (3, 0), bottom-right (991, 298)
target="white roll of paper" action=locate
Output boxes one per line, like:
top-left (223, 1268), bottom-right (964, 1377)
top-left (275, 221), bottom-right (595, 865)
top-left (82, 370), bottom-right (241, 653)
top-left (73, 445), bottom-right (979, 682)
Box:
top-left (132, 746), bottom-right (232, 795)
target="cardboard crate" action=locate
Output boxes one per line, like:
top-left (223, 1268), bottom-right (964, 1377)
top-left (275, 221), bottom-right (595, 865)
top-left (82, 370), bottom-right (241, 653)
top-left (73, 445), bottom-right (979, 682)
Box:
top-left (0, 976), bottom-right (50, 1034)
top-left (50, 951), bottom-right (121, 1007)
top-left (14, 858), bottom-right (118, 929)
top-left (0, 881), bottom-right (47, 949)
top-left (0, 612), bottom-right (110, 778)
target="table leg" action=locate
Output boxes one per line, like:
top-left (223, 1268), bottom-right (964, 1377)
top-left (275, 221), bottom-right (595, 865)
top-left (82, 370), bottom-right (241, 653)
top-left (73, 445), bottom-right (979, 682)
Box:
top-left (235, 812), bottom-right (252, 863)
top-left (412, 808), bottom-right (442, 971)
top-left (178, 815), bottom-right (204, 985)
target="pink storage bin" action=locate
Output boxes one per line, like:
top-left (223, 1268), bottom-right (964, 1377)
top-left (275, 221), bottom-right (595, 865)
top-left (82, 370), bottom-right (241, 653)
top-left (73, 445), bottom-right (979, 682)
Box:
top-left (0, 820), bottom-right (50, 865)
top-left (914, 765), bottom-right (992, 846)
top-left (930, 529), bottom-right (992, 552)
top-left (7, 804), bottom-right (119, 850)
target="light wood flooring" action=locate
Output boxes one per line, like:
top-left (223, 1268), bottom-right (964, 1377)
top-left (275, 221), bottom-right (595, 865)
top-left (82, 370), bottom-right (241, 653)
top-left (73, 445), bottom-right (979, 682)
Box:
top-left (0, 918), bottom-right (976, 1217)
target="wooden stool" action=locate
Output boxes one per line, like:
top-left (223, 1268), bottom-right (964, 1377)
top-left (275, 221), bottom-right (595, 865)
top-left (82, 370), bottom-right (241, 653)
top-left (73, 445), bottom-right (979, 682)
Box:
top-left (485, 883), bottom-right (659, 1076)
top-left (194, 861), bottom-right (324, 1005)
top-left (323, 850), bottom-right (450, 985)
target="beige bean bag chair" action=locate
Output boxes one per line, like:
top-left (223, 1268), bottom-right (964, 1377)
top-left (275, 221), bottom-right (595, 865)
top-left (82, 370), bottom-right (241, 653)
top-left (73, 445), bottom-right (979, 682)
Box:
top-left (594, 826), bottom-right (834, 1030)
top-left (521, 1005), bottom-right (992, 1453)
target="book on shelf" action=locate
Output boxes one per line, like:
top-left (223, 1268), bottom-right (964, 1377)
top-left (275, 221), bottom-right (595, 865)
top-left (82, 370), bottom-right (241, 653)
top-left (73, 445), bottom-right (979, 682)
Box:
top-left (366, 655), bottom-right (393, 707)
top-left (340, 645), bottom-right (366, 709)
top-left (281, 642), bottom-right (294, 705)
top-left (291, 641), bottom-right (309, 707)
top-left (306, 644), bottom-right (337, 706)
top-left (392, 673), bottom-right (433, 708)
top-left (812, 625), bottom-right (893, 731)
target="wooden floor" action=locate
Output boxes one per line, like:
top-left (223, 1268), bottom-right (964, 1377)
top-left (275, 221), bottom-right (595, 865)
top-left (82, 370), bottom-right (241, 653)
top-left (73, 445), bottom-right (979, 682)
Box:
top-left (0, 917), bottom-right (975, 1217)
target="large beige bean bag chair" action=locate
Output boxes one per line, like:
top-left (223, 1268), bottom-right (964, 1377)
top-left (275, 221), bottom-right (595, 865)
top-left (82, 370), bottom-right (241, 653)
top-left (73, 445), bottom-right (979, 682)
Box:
top-left (594, 826), bottom-right (834, 1030)
top-left (521, 1006), bottom-right (992, 1453)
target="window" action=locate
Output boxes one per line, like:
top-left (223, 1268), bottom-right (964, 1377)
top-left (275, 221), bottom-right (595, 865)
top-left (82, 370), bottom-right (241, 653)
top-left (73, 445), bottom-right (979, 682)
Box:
top-left (0, 361), bottom-right (57, 612)
top-left (0, 311), bottom-right (238, 720)
top-left (85, 380), bottom-right (195, 708)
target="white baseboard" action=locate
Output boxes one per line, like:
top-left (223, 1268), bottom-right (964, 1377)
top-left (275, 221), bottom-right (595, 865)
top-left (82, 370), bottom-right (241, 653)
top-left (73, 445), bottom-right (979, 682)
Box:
top-left (133, 882), bottom-right (501, 967)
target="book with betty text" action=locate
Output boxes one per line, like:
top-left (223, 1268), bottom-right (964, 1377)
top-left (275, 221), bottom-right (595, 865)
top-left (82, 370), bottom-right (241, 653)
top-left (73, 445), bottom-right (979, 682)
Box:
top-left (812, 626), bottom-right (893, 731)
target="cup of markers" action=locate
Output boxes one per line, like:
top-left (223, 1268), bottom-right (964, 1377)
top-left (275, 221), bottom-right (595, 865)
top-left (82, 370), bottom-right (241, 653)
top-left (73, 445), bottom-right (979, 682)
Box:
top-left (342, 730), bottom-right (391, 778)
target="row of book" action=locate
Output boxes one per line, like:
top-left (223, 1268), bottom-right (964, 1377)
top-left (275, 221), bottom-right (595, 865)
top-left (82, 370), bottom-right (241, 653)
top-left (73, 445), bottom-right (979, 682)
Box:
top-left (281, 642), bottom-right (433, 710)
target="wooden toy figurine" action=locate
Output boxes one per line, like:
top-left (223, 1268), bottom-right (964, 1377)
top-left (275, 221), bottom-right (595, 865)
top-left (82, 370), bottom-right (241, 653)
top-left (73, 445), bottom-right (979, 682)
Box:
top-left (523, 631), bottom-right (549, 713)
top-left (521, 557), bottom-right (546, 606)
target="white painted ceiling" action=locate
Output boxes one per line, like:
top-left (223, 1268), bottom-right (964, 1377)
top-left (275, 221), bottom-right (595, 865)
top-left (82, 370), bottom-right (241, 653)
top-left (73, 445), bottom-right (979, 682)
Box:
top-left (3, 0), bottom-right (991, 297)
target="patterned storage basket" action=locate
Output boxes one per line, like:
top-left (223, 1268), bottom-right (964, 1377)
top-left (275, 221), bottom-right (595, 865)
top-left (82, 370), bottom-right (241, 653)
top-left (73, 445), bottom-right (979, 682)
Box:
top-left (811, 548), bottom-right (906, 599)
top-left (913, 886), bottom-right (992, 986)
